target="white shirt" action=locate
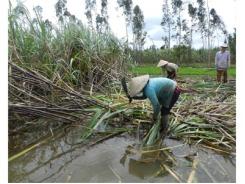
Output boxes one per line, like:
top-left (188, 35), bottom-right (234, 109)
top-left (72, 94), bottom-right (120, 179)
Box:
top-left (215, 51), bottom-right (230, 69)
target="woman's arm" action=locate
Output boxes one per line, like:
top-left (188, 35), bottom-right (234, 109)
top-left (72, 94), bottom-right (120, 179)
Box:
top-left (145, 88), bottom-right (160, 121)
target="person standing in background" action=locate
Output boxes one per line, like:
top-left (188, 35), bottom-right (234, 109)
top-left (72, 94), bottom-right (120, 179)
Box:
top-left (215, 43), bottom-right (231, 83)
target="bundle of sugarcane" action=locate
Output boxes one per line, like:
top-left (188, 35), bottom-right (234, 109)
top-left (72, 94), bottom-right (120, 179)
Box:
top-left (8, 62), bottom-right (136, 156)
top-left (8, 62), bottom-right (133, 149)
top-left (167, 80), bottom-right (236, 154)
top-left (9, 62), bottom-right (103, 124)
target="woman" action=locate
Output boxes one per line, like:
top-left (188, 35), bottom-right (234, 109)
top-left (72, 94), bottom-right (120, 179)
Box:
top-left (157, 60), bottom-right (178, 80)
top-left (121, 75), bottom-right (180, 135)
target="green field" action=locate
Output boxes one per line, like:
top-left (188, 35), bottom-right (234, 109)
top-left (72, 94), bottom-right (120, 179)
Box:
top-left (131, 65), bottom-right (236, 78)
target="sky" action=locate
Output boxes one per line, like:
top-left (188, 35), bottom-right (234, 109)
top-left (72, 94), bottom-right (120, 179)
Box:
top-left (11, 0), bottom-right (237, 49)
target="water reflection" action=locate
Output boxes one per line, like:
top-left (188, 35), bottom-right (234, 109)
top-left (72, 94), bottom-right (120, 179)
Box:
top-left (120, 143), bottom-right (176, 180)
top-left (8, 127), bottom-right (85, 182)
top-left (9, 130), bottom-right (236, 183)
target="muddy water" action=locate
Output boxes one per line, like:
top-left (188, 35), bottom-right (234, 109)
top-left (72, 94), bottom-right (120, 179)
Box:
top-left (9, 128), bottom-right (236, 183)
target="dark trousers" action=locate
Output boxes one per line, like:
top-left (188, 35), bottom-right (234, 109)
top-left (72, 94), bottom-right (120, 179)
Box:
top-left (161, 87), bottom-right (180, 116)
top-left (160, 87), bottom-right (180, 133)
top-left (216, 70), bottom-right (228, 83)
top-left (167, 71), bottom-right (176, 80)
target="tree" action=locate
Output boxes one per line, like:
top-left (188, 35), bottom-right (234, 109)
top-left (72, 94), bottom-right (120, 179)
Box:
top-left (210, 8), bottom-right (226, 36)
top-left (100, 0), bottom-right (109, 32)
top-left (132, 5), bottom-right (145, 50)
top-left (96, 0), bottom-right (109, 33)
top-left (172, 0), bottom-right (189, 64)
top-left (161, 36), bottom-right (169, 48)
top-left (95, 14), bottom-right (104, 33)
top-left (188, 4), bottom-right (197, 48)
top-left (55, 0), bottom-right (67, 23)
top-left (85, 0), bottom-right (96, 30)
top-left (161, 0), bottom-right (174, 48)
top-left (196, 0), bottom-right (211, 64)
top-left (182, 19), bottom-right (193, 62)
top-left (187, 3), bottom-right (198, 62)
top-left (55, 0), bottom-right (78, 24)
top-left (171, 0), bottom-right (183, 45)
top-left (182, 20), bottom-right (190, 45)
top-left (117, 0), bottom-right (133, 46)
top-left (196, 0), bottom-right (207, 48)
top-left (206, 0), bottom-right (211, 66)
top-left (132, 5), bottom-right (146, 63)
top-left (228, 28), bottom-right (236, 64)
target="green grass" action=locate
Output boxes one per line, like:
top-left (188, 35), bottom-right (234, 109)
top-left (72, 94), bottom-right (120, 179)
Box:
top-left (131, 65), bottom-right (236, 78)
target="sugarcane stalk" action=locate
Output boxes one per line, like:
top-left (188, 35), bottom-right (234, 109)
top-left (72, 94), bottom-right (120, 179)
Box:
top-left (187, 156), bottom-right (199, 183)
top-left (161, 164), bottom-right (182, 182)
top-left (141, 144), bottom-right (185, 154)
top-left (108, 165), bottom-right (122, 183)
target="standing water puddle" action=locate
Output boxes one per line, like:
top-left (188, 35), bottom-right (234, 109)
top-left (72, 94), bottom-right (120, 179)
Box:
top-left (9, 128), bottom-right (236, 183)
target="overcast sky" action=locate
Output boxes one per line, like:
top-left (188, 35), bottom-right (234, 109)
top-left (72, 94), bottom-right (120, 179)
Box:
top-left (12, 0), bottom-right (237, 48)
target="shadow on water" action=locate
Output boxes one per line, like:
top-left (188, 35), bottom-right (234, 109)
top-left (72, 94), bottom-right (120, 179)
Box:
top-left (8, 126), bottom-right (236, 183)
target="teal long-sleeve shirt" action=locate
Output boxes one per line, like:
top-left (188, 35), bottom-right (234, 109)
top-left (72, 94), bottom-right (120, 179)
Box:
top-left (142, 78), bottom-right (177, 119)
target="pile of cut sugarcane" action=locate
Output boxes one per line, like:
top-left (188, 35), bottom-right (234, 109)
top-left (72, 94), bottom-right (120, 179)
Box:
top-left (168, 80), bottom-right (236, 154)
top-left (9, 62), bottom-right (236, 155)
top-left (8, 62), bottom-right (133, 154)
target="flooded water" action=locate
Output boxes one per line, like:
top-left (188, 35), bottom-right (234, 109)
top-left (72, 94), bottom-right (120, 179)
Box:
top-left (9, 127), bottom-right (236, 183)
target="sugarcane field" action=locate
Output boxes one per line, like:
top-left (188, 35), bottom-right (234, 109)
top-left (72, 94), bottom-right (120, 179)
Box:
top-left (7, 0), bottom-right (237, 183)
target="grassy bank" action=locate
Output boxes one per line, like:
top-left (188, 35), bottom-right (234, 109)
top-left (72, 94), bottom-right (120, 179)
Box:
top-left (131, 65), bottom-right (236, 78)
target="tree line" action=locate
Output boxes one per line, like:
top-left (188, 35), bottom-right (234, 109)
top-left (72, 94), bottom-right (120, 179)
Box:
top-left (79, 0), bottom-right (235, 65)
top-left (11, 0), bottom-right (236, 66)
top-left (79, 1), bottom-right (227, 47)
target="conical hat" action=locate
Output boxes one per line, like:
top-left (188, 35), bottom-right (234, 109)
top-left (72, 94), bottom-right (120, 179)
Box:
top-left (157, 60), bottom-right (169, 67)
top-left (220, 43), bottom-right (228, 48)
top-left (166, 63), bottom-right (178, 71)
top-left (128, 75), bottom-right (149, 97)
